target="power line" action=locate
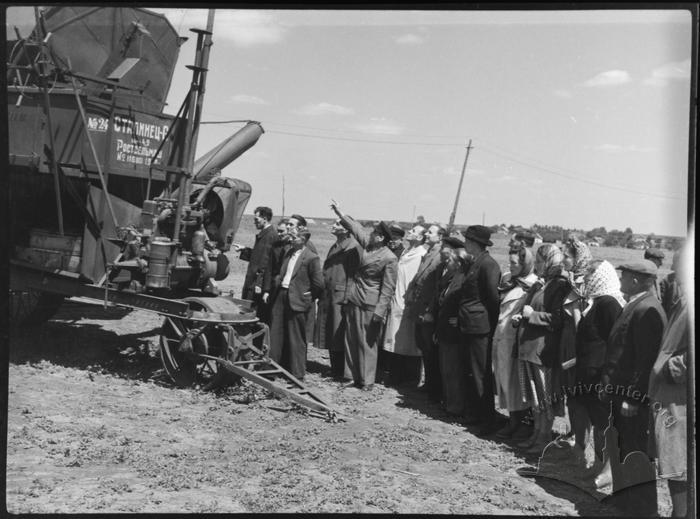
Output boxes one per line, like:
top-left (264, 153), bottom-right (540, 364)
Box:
top-left (266, 129), bottom-right (463, 146)
top-left (197, 118), bottom-right (686, 201)
top-left (478, 145), bottom-right (685, 200)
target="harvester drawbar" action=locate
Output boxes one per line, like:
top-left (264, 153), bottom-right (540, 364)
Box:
top-left (7, 7), bottom-right (342, 421)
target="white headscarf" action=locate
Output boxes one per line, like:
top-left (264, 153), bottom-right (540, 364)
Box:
top-left (582, 260), bottom-right (626, 313)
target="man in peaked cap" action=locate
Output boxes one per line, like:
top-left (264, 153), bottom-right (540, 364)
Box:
top-left (643, 247), bottom-right (665, 268)
top-left (644, 247), bottom-right (665, 303)
top-left (330, 200), bottom-right (398, 390)
top-left (597, 259), bottom-right (667, 515)
top-left (458, 225), bottom-right (502, 434)
top-left (387, 223), bottom-right (406, 258)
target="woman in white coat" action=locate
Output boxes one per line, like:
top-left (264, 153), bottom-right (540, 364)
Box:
top-left (492, 244), bottom-right (538, 438)
top-left (382, 224), bottom-right (428, 385)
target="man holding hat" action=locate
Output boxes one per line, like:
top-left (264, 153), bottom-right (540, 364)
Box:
top-left (599, 259), bottom-right (667, 515)
top-left (458, 225), bottom-right (502, 434)
top-left (330, 200), bottom-right (398, 390)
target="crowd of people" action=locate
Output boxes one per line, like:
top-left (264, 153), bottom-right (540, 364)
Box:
top-left (236, 203), bottom-right (691, 518)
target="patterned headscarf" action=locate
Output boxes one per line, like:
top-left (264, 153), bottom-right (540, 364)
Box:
top-left (536, 243), bottom-right (565, 280)
top-left (566, 238), bottom-right (593, 279)
top-left (583, 260), bottom-right (626, 307)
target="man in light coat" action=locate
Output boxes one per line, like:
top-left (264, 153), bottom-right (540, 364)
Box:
top-left (330, 199), bottom-right (398, 390)
top-left (649, 241), bottom-right (691, 518)
top-left (314, 219), bottom-right (362, 380)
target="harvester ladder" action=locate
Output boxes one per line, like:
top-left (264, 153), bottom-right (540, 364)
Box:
top-left (198, 353), bottom-right (344, 422)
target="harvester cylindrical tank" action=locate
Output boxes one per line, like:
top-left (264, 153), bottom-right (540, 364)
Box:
top-left (192, 122), bottom-right (264, 180)
top-left (146, 237), bottom-right (174, 288)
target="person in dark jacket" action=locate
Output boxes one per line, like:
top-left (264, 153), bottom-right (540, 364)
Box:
top-left (597, 259), bottom-right (667, 516)
top-left (263, 228), bottom-right (324, 380)
top-left (237, 206), bottom-right (277, 322)
top-left (330, 200), bottom-right (398, 390)
top-left (404, 223), bottom-right (446, 401)
top-left (459, 225), bottom-right (501, 434)
top-left (515, 243), bottom-right (570, 453)
top-left (570, 260), bottom-right (625, 465)
top-left (425, 237), bottom-right (469, 416)
top-left (286, 214), bottom-right (318, 346)
top-left (314, 219), bottom-right (362, 380)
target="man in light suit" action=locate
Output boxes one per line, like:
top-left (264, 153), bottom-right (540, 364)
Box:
top-left (263, 228), bottom-right (324, 380)
top-left (330, 199), bottom-right (398, 390)
top-left (404, 223), bottom-right (446, 401)
top-left (599, 260), bottom-right (667, 516)
top-left (314, 219), bottom-right (362, 380)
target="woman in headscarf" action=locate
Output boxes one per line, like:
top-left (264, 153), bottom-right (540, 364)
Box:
top-left (492, 244), bottom-right (538, 439)
top-left (513, 243), bottom-right (570, 453)
top-left (571, 259), bottom-right (625, 467)
top-left (559, 237), bottom-right (593, 452)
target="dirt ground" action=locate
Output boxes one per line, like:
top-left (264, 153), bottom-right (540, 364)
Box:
top-left (5, 295), bottom-right (674, 515)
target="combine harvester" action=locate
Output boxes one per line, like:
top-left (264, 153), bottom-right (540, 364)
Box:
top-left (7, 6), bottom-right (340, 421)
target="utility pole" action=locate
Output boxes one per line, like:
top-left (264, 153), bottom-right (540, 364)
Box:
top-left (482, 212), bottom-right (485, 226)
top-left (281, 174), bottom-right (285, 217)
top-left (448, 139), bottom-right (472, 231)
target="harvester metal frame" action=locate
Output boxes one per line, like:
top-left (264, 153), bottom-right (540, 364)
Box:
top-left (7, 7), bottom-right (342, 421)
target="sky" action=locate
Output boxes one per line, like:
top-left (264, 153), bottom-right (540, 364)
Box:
top-left (6, 7), bottom-right (694, 236)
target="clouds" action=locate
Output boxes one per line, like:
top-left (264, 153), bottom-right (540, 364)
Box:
top-left (229, 94), bottom-right (269, 105)
top-left (643, 58), bottom-right (692, 86)
top-left (395, 33), bottom-right (425, 45)
top-left (353, 118), bottom-right (404, 135)
top-left (583, 69), bottom-right (632, 87)
top-left (295, 102), bottom-right (355, 116)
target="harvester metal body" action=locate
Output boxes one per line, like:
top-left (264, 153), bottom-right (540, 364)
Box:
top-left (7, 7), bottom-right (339, 419)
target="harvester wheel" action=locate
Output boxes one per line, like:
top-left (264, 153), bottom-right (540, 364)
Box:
top-left (10, 289), bottom-right (65, 328)
top-left (159, 299), bottom-right (240, 389)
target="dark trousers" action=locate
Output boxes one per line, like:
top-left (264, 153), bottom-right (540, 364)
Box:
top-left (253, 293), bottom-right (271, 325)
top-left (466, 334), bottom-right (496, 421)
top-left (416, 322), bottom-right (441, 399)
top-left (269, 289), bottom-right (308, 380)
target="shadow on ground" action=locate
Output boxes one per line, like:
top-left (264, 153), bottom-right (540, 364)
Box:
top-left (9, 315), bottom-right (163, 384)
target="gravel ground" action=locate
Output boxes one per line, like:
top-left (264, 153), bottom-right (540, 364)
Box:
top-left (6, 299), bottom-right (672, 515)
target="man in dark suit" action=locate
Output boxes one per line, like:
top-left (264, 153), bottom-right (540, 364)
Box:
top-left (263, 228), bottom-right (324, 380)
top-left (330, 199), bottom-right (398, 390)
top-left (314, 219), bottom-right (362, 380)
top-left (286, 214), bottom-right (317, 345)
top-left (237, 206), bottom-right (277, 323)
top-left (459, 225), bottom-right (501, 433)
top-left (404, 223), bottom-right (446, 401)
top-left (599, 260), bottom-right (667, 515)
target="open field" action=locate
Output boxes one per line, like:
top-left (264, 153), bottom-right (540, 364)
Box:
top-left (229, 214), bottom-right (674, 296)
top-left (6, 213), bottom-right (675, 514)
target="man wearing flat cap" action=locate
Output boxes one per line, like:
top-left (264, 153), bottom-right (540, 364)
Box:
top-left (458, 225), bottom-right (501, 434)
top-left (599, 259), bottom-right (667, 515)
top-left (644, 247), bottom-right (665, 304)
top-left (330, 200), bottom-right (398, 390)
